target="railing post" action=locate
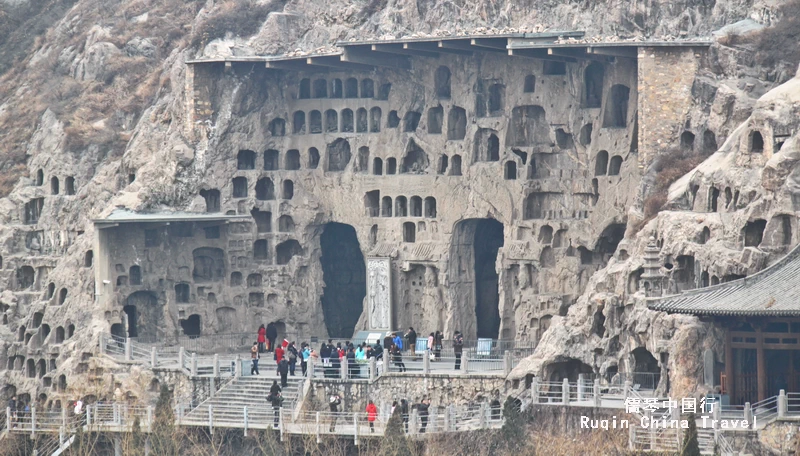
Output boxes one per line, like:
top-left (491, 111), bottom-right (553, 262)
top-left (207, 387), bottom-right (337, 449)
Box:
top-left (744, 402), bottom-right (752, 428)
top-left (463, 352), bottom-right (469, 374)
top-left (648, 410), bottom-right (655, 450)
top-left (177, 405), bottom-right (183, 424)
top-left (235, 355), bottom-right (242, 377)
top-left (62, 406), bottom-right (67, 429)
top-left (125, 338), bottom-right (133, 361)
top-left (99, 334), bottom-right (107, 354)
top-left (562, 378), bottom-right (570, 405)
top-left (31, 405), bottom-right (36, 437)
top-left (151, 347), bottom-right (157, 368)
top-left (410, 408), bottom-right (418, 434)
top-left (178, 347), bottom-right (185, 371)
top-left (531, 378), bottom-right (539, 404)
top-left (423, 351), bottom-right (430, 374)
top-left (210, 377), bottom-right (216, 398)
top-left (280, 407), bottom-right (285, 442)
top-left (369, 357), bottom-right (376, 382)
top-left (779, 390), bottom-right (787, 418)
top-left (628, 419), bottom-right (635, 450)
top-left (87, 404), bottom-right (92, 427)
top-left (593, 379), bottom-right (601, 407)
top-left (353, 414), bottom-right (359, 445)
top-left (315, 411), bottom-right (321, 443)
top-left (208, 405), bottom-right (214, 435)
top-left (340, 358), bottom-right (347, 379)
top-left (213, 354), bottom-right (220, 377)
top-left (503, 351), bottom-right (512, 376)
top-left (191, 353), bottom-right (198, 376)
top-left (577, 374), bottom-right (585, 402)
top-left (5, 406), bottom-right (10, 431)
top-left (243, 406), bottom-right (248, 437)
top-left (479, 402), bottom-right (487, 428)
top-left (623, 380), bottom-right (632, 401)
top-left (444, 405), bottom-right (450, 431)
top-left (147, 406), bottom-right (153, 432)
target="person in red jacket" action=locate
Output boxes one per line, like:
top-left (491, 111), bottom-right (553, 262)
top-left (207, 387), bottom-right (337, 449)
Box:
top-left (366, 400), bottom-right (378, 433)
top-left (257, 324), bottom-right (266, 353)
top-left (274, 342), bottom-right (285, 374)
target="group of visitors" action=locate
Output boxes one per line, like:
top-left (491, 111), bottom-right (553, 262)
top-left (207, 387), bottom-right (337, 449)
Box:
top-left (325, 394), bottom-right (432, 434)
top-left (250, 326), bottom-right (467, 381)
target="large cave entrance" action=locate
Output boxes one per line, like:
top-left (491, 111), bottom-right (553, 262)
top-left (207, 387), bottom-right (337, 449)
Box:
top-left (320, 223), bottom-right (366, 338)
top-left (450, 218), bottom-right (505, 339)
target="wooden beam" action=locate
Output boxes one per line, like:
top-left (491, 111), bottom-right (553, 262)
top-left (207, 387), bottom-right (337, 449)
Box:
top-left (265, 61), bottom-right (327, 72)
top-left (439, 40), bottom-right (505, 54)
top-left (306, 56), bottom-right (375, 72)
top-left (342, 48), bottom-right (411, 70)
top-left (371, 43), bottom-right (440, 58)
top-left (757, 327), bottom-right (767, 401)
top-left (548, 47), bottom-right (610, 62)
top-left (508, 48), bottom-right (576, 63)
top-left (405, 42), bottom-right (472, 56)
top-left (725, 329), bottom-right (735, 401)
top-left (470, 37), bottom-right (509, 50)
top-left (588, 46), bottom-right (638, 58)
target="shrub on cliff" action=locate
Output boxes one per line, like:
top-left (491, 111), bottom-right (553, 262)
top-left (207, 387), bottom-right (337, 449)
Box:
top-left (681, 413), bottom-right (701, 456)
top-left (753, 1), bottom-right (800, 68)
top-left (190, 0), bottom-right (287, 49)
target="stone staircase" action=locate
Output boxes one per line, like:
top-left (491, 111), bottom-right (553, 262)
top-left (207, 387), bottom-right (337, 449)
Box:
top-left (180, 375), bottom-right (304, 427)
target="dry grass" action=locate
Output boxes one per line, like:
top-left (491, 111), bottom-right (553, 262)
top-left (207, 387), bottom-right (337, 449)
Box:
top-left (753, 1), bottom-right (800, 67)
top-left (633, 148), bottom-right (706, 233)
top-left (0, 0), bottom-right (203, 197)
top-left (189, 0), bottom-right (287, 49)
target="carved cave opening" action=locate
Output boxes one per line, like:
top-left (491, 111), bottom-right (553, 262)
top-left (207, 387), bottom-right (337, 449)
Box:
top-left (451, 218), bottom-right (505, 339)
top-left (320, 223), bottom-right (366, 338)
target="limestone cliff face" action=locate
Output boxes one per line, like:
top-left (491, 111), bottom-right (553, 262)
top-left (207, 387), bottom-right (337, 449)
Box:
top-left (515, 66), bottom-right (800, 401)
top-left (0, 0), bottom-right (787, 407)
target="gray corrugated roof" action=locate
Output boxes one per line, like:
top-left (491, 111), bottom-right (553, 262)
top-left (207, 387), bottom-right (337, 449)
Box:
top-left (94, 209), bottom-right (250, 225)
top-left (648, 243), bottom-right (800, 316)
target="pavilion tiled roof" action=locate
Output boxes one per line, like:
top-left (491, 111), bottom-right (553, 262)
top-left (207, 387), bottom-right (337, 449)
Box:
top-left (648, 243), bottom-right (800, 316)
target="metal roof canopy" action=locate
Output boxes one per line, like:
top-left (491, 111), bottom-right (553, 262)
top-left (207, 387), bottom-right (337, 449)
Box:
top-left (185, 35), bottom-right (712, 71)
top-left (94, 209), bottom-right (250, 228)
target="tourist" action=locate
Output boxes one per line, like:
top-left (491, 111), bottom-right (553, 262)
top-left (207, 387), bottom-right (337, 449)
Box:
top-left (346, 346), bottom-right (357, 378)
top-left (250, 342), bottom-right (260, 375)
top-left (257, 324), bottom-right (267, 353)
top-left (278, 356), bottom-right (289, 387)
top-left (453, 330), bottom-right (464, 370)
top-left (383, 333), bottom-right (393, 351)
top-left (393, 332), bottom-right (403, 351)
top-left (372, 341), bottom-right (383, 360)
top-left (321, 343), bottom-right (331, 377)
top-left (400, 399), bottom-right (409, 433)
top-left (434, 331), bottom-right (443, 359)
top-left (391, 344), bottom-right (406, 372)
top-left (328, 393), bottom-right (341, 432)
top-left (405, 327), bottom-right (417, 358)
top-left (275, 340), bottom-right (285, 374)
top-left (7, 395), bottom-right (16, 426)
top-left (331, 345), bottom-right (341, 377)
top-left (266, 322), bottom-right (278, 353)
top-left (428, 333), bottom-right (435, 360)
top-left (287, 341), bottom-right (298, 376)
top-left (267, 381), bottom-right (282, 429)
top-left (301, 343), bottom-right (311, 376)
top-left (417, 398), bottom-right (430, 433)
top-left (355, 343), bottom-right (366, 364)
top-left (366, 400), bottom-right (378, 433)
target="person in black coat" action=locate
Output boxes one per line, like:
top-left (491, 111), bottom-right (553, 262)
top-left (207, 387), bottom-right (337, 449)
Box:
top-left (320, 343), bottom-right (331, 378)
top-left (400, 399), bottom-right (409, 433)
top-left (405, 327), bottom-right (417, 358)
top-left (417, 398), bottom-right (430, 433)
top-left (391, 344), bottom-right (406, 372)
top-left (330, 347), bottom-right (341, 377)
top-left (346, 346), bottom-right (358, 378)
top-left (328, 393), bottom-right (341, 432)
top-left (278, 356), bottom-right (290, 387)
top-left (266, 322), bottom-right (278, 353)
top-left (268, 381), bottom-right (282, 429)
top-left (383, 334), bottom-right (394, 350)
